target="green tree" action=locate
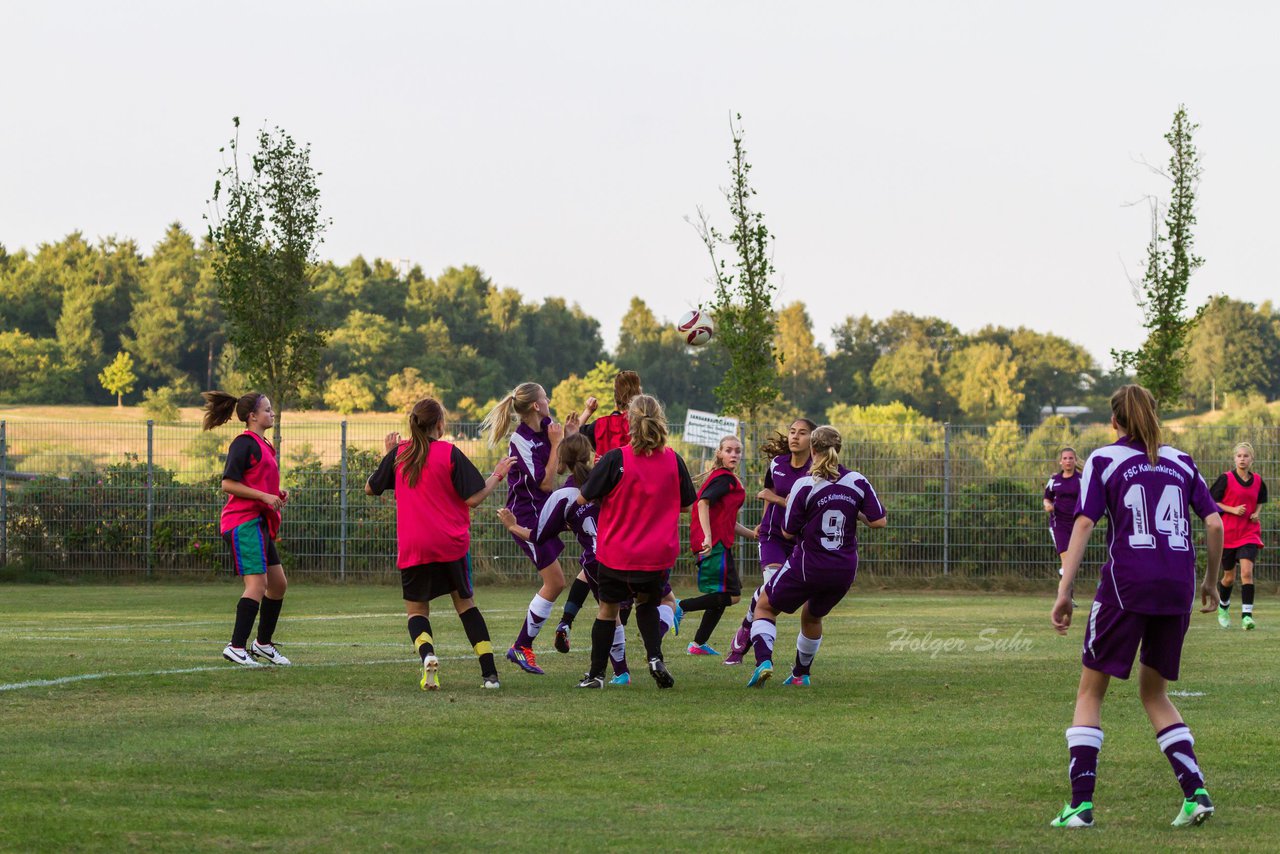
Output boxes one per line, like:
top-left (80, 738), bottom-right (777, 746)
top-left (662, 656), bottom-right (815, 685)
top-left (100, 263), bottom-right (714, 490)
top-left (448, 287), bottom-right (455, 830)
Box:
top-left (98, 351), bottom-right (137, 407)
top-left (0, 330), bottom-right (75, 403)
top-left (324, 375), bottom-right (377, 414)
top-left (127, 223), bottom-right (201, 384)
top-left (944, 342), bottom-right (1025, 423)
top-left (386, 367), bottom-right (441, 412)
top-left (826, 314), bottom-right (880, 405)
top-left (870, 340), bottom-right (951, 417)
top-left (207, 117), bottom-right (332, 452)
top-left (550, 360), bottom-right (619, 420)
top-left (692, 116), bottom-right (779, 419)
top-left (774, 302), bottom-right (827, 416)
top-left (1183, 296), bottom-right (1280, 409)
top-left (1113, 105), bottom-right (1203, 405)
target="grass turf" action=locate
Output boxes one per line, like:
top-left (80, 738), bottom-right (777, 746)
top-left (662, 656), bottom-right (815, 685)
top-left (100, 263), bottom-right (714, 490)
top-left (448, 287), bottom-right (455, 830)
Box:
top-left (1, 583), bottom-right (1276, 852)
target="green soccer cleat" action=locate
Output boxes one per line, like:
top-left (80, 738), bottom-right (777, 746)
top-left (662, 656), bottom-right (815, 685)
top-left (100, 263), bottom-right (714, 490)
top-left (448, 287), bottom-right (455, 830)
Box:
top-left (1217, 605), bottom-right (1230, 628)
top-left (1050, 801), bottom-right (1094, 828)
top-left (1171, 788), bottom-right (1214, 827)
top-left (1242, 614), bottom-right (1256, 631)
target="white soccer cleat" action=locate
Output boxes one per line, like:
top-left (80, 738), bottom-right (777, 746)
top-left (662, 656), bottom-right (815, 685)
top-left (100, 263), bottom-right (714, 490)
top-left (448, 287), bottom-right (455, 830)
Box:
top-left (250, 640), bottom-right (292, 666)
top-left (420, 655), bottom-right (440, 691)
top-left (223, 644), bottom-right (263, 667)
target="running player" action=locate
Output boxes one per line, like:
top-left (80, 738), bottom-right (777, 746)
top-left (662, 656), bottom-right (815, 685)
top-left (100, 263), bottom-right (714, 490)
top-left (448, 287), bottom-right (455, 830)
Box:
top-left (1044, 447), bottom-right (1081, 605)
top-left (552, 370), bottom-right (642, 653)
top-left (575, 394), bottom-right (697, 689)
top-left (676, 435), bottom-right (757, 655)
top-left (1049, 385), bottom-right (1224, 829)
top-left (202, 391), bottom-right (292, 668)
top-left (746, 426), bottom-right (886, 687)
top-left (481, 382), bottom-right (576, 674)
top-left (723, 419), bottom-right (816, 666)
top-left (366, 398), bottom-right (514, 690)
top-left (1210, 441), bottom-right (1267, 630)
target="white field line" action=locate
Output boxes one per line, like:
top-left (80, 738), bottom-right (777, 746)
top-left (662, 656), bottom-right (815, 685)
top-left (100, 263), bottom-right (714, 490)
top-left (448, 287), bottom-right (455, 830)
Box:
top-left (0, 609), bottom-right (525, 635)
top-left (17, 637), bottom-right (407, 647)
top-left (0, 654), bottom-right (479, 693)
top-left (1168, 690), bottom-right (1207, 697)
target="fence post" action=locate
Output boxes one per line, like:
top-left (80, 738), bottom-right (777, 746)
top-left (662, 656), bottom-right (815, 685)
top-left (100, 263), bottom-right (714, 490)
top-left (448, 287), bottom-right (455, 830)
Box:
top-left (942, 422), bottom-right (951, 576)
top-left (339, 420), bottom-right (348, 581)
top-left (146, 420), bottom-right (155, 576)
top-left (1, 420), bottom-right (7, 566)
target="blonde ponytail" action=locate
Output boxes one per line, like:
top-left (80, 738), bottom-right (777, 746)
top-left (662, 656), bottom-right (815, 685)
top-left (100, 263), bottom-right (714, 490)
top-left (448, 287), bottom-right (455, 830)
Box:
top-left (809, 425), bottom-right (843, 482)
top-left (1110, 385), bottom-right (1162, 464)
top-left (480, 382), bottom-right (543, 448)
top-left (628, 394), bottom-right (668, 454)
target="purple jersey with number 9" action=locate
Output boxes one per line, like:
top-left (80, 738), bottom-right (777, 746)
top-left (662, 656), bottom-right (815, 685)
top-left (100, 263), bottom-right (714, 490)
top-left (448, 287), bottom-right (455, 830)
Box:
top-left (1076, 437), bottom-right (1218, 615)
top-left (782, 466), bottom-right (886, 576)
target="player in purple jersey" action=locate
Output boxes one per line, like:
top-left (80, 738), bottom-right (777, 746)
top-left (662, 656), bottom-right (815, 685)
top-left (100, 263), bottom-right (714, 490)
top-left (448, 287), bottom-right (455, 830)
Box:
top-left (745, 426), bottom-right (886, 687)
top-left (722, 419), bottom-right (815, 666)
top-left (481, 382), bottom-right (579, 675)
top-left (1044, 447), bottom-right (1081, 604)
top-left (1049, 385), bottom-right (1224, 830)
top-left (499, 434), bottom-right (633, 685)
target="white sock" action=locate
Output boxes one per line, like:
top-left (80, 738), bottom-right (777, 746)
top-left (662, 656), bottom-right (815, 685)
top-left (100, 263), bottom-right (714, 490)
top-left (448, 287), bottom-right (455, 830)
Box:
top-left (658, 604), bottom-right (674, 632)
top-left (526, 594), bottom-right (555, 639)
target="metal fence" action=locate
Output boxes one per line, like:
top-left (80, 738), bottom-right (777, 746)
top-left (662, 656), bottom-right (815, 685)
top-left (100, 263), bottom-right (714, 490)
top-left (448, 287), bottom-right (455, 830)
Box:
top-left (1, 418), bottom-right (1275, 585)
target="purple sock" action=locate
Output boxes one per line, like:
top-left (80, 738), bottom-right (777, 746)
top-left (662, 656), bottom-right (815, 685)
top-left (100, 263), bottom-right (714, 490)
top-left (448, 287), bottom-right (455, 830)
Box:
top-left (749, 618), bottom-right (776, 665)
top-left (1066, 726), bottom-right (1102, 808)
top-left (1157, 723), bottom-right (1204, 799)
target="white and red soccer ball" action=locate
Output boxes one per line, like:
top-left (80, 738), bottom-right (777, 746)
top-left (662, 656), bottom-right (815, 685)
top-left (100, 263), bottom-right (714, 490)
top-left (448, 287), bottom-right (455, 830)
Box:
top-left (676, 310), bottom-right (714, 346)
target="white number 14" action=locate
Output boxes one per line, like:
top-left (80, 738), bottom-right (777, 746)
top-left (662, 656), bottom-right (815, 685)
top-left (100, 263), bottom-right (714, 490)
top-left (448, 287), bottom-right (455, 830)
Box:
top-left (1121, 483), bottom-right (1189, 551)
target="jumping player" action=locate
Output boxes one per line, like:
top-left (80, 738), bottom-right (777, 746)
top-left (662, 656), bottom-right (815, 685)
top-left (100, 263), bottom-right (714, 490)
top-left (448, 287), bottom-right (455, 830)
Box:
top-left (202, 391), bottom-right (292, 668)
top-left (576, 394), bottom-right (697, 689)
top-left (1049, 385), bottom-right (1224, 829)
top-left (676, 435), bottom-right (757, 655)
top-left (1210, 441), bottom-right (1267, 630)
top-left (552, 370), bottom-right (642, 653)
top-left (366, 398), bottom-right (514, 690)
top-left (746, 426), bottom-right (886, 687)
top-left (723, 419), bottom-right (816, 666)
top-left (1044, 447), bottom-right (1082, 605)
top-left (481, 382), bottom-right (576, 674)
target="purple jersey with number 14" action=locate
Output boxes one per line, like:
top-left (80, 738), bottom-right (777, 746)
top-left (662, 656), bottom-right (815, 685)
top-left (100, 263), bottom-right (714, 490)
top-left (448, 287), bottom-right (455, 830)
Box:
top-left (782, 466), bottom-right (886, 577)
top-left (1076, 437), bottom-right (1218, 615)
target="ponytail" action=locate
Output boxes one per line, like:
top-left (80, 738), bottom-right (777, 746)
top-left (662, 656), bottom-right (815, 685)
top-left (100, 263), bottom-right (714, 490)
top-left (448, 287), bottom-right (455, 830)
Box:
top-left (397, 398), bottom-right (445, 488)
top-left (559, 433), bottom-right (594, 487)
top-left (629, 394), bottom-right (668, 454)
top-left (201, 390), bottom-right (263, 431)
top-left (614, 370), bottom-right (642, 410)
top-left (480, 382), bottom-right (543, 448)
top-left (809, 425), bottom-right (843, 482)
top-left (1110, 384), bottom-right (1162, 464)
top-left (759, 432), bottom-right (789, 458)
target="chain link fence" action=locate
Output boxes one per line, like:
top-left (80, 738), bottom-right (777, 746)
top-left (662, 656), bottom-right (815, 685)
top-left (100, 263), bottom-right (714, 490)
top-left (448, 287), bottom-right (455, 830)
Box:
top-left (2, 418), bottom-right (1275, 586)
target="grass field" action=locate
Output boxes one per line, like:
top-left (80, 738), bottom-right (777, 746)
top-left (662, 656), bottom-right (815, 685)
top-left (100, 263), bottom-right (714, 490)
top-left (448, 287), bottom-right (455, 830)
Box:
top-left (1, 584), bottom-right (1277, 852)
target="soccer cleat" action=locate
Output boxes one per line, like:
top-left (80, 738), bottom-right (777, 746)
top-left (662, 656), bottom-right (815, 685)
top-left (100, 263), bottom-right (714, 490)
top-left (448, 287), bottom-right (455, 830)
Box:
top-left (747, 659), bottom-right (773, 688)
top-left (1217, 605), bottom-right (1230, 628)
top-left (686, 642), bottom-right (720, 656)
top-left (672, 604), bottom-right (684, 636)
top-left (723, 649), bottom-right (745, 666)
top-left (222, 644), bottom-right (263, 667)
top-left (609, 672), bottom-right (631, 686)
top-left (554, 623), bottom-right (571, 653)
top-left (482, 674), bottom-right (501, 690)
top-left (648, 657), bottom-right (675, 689)
top-left (784, 674), bottom-right (811, 686)
top-left (506, 645), bottom-right (544, 675)
top-left (1171, 788), bottom-right (1214, 827)
top-left (420, 655), bottom-right (440, 691)
top-left (1050, 802), bottom-right (1094, 828)
top-left (250, 640), bottom-right (291, 666)
top-left (1242, 614), bottom-right (1256, 631)
top-left (577, 673), bottom-right (605, 689)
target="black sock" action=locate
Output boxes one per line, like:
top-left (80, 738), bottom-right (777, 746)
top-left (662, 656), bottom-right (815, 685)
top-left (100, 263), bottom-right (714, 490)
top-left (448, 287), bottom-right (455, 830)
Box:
top-left (1218, 582), bottom-right (1232, 608)
top-left (408, 615), bottom-right (434, 661)
top-left (1242, 583), bottom-right (1255, 614)
top-left (561, 578), bottom-right (590, 627)
top-left (619, 606), bottom-right (632, 626)
top-left (590, 618), bottom-right (615, 678)
top-left (231, 597), bottom-right (259, 649)
top-left (635, 602), bottom-right (663, 661)
top-left (256, 596), bottom-right (284, 645)
top-left (694, 607), bottom-right (726, 645)
top-left (458, 607), bottom-right (497, 676)
top-left (679, 592), bottom-right (732, 613)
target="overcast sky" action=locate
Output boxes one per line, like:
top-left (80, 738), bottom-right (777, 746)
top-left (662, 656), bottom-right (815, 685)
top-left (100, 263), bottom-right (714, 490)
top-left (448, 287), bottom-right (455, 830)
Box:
top-left (3, 1), bottom-right (1277, 366)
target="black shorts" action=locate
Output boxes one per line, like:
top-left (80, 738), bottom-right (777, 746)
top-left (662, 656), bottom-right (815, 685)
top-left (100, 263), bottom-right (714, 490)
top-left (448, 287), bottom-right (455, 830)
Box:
top-left (400, 554), bottom-right (474, 603)
top-left (1223, 544), bottom-right (1261, 571)
top-left (597, 564), bottom-right (670, 605)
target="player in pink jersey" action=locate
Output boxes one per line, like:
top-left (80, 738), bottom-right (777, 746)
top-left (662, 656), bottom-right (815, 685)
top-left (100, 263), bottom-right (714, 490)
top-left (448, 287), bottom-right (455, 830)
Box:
top-left (1050, 385), bottom-right (1224, 830)
top-left (202, 391), bottom-right (291, 668)
top-left (366, 397), bottom-right (514, 690)
top-left (1209, 441), bottom-right (1267, 629)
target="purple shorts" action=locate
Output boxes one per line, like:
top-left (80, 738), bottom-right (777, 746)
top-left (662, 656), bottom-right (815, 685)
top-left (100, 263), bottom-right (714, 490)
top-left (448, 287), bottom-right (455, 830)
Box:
top-left (763, 559), bottom-right (855, 619)
top-left (512, 530), bottom-right (564, 570)
top-left (1081, 599), bottom-right (1190, 681)
top-left (1050, 522), bottom-right (1072, 555)
top-left (758, 535), bottom-right (793, 570)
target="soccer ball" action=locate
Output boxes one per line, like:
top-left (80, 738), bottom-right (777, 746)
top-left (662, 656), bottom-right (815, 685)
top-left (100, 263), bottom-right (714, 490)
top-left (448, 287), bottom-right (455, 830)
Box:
top-left (677, 310), bottom-right (714, 346)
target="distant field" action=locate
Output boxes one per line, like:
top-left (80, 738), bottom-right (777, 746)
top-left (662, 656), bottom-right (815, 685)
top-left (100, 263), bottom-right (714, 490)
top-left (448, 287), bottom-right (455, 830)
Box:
top-left (1, 584), bottom-right (1277, 851)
